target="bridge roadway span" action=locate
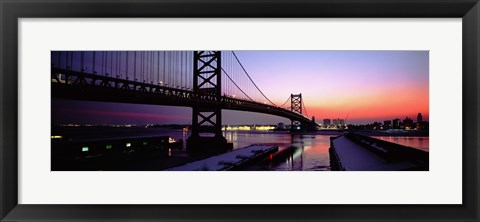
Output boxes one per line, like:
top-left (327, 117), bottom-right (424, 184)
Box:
top-left (51, 68), bottom-right (311, 124)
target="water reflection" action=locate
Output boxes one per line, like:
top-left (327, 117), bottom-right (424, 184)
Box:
top-left (231, 133), bottom-right (332, 171)
top-left (56, 126), bottom-right (428, 171)
top-left (372, 136), bottom-right (429, 152)
top-left (163, 131), bottom-right (428, 170)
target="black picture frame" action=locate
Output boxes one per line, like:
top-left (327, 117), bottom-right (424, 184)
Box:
top-left (1, 0), bottom-right (479, 221)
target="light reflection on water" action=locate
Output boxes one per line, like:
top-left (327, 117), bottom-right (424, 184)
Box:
top-left (145, 130), bottom-right (428, 171)
top-left (170, 130), bottom-right (333, 171)
top-left (223, 131), bottom-right (333, 171)
top-left (372, 136), bottom-right (429, 152)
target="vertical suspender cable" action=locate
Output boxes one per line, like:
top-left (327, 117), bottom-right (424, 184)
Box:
top-left (66, 51), bottom-right (69, 69)
top-left (148, 52), bottom-right (151, 82)
top-left (57, 52), bottom-right (60, 68)
top-left (148, 52), bottom-right (151, 83)
top-left (71, 52), bottom-right (73, 70)
top-left (102, 51), bottom-right (105, 76)
top-left (180, 51), bottom-right (184, 89)
top-left (157, 51), bottom-right (160, 84)
top-left (116, 51), bottom-right (119, 77)
top-left (106, 52), bottom-right (109, 75)
top-left (141, 52), bottom-right (144, 82)
top-left (168, 52), bottom-right (172, 86)
top-left (134, 51), bottom-right (137, 81)
top-left (109, 51), bottom-right (112, 75)
top-left (126, 51), bottom-right (129, 79)
top-left (146, 52), bottom-right (149, 82)
top-left (80, 52), bottom-right (84, 72)
top-left (70, 52), bottom-right (74, 70)
top-left (173, 52), bottom-right (176, 87)
top-left (151, 52), bottom-right (154, 83)
top-left (163, 52), bottom-right (166, 85)
top-left (92, 51), bottom-right (96, 74)
top-left (110, 51), bottom-right (113, 75)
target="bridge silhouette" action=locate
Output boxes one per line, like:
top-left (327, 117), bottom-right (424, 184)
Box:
top-left (51, 51), bottom-right (316, 152)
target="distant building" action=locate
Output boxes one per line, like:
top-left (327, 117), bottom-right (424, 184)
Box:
top-left (384, 120), bottom-right (392, 130)
top-left (417, 113), bottom-right (423, 123)
top-left (309, 116), bottom-right (317, 131)
top-left (403, 117), bottom-right (414, 130)
top-left (323, 119), bottom-right (331, 127)
top-left (419, 121), bottom-right (429, 130)
top-left (392, 118), bottom-right (401, 129)
top-left (332, 118), bottom-right (345, 128)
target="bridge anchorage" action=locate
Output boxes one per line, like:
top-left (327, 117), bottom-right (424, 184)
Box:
top-left (187, 51), bottom-right (232, 154)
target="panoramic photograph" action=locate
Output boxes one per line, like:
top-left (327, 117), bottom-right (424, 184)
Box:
top-left (51, 50), bottom-right (429, 171)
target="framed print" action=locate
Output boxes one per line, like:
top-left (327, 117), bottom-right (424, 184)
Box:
top-left (1, 0), bottom-right (479, 221)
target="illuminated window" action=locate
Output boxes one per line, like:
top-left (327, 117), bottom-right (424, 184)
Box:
top-left (82, 146), bottom-right (89, 152)
top-left (106, 144), bottom-right (112, 149)
top-left (126, 143), bottom-right (131, 147)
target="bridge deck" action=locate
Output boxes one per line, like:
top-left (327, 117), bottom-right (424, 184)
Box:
top-left (51, 68), bottom-right (311, 124)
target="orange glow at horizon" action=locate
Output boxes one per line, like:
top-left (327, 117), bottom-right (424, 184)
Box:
top-left (294, 85), bottom-right (429, 123)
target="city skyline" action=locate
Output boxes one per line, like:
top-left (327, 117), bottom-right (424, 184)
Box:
top-left (52, 50), bottom-right (429, 125)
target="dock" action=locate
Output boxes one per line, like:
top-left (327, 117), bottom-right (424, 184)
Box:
top-left (166, 145), bottom-right (278, 171)
top-left (329, 133), bottom-right (428, 171)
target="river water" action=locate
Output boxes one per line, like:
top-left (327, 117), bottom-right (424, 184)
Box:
top-left (372, 136), bottom-right (429, 152)
top-left (55, 127), bottom-right (429, 171)
top-left (132, 129), bottom-right (428, 171)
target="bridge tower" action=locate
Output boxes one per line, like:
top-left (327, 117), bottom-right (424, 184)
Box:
top-left (187, 51), bottom-right (231, 153)
top-left (291, 93), bottom-right (303, 131)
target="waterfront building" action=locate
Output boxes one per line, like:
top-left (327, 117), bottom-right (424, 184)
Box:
top-left (417, 113), bottom-right (423, 123)
top-left (323, 119), bottom-right (331, 128)
top-left (384, 120), bottom-right (392, 130)
top-left (332, 118), bottom-right (345, 128)
top-left (392, 118), bottom-right (401, 129)
top-left (403, 117), bottom-right (414, 130)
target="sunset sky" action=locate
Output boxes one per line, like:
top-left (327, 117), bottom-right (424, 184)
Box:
top-left (52, 50), bottom-right (429, 125)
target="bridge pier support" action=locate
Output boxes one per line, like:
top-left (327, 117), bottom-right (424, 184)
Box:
top-left (187, 51), bottom-right (232, 154)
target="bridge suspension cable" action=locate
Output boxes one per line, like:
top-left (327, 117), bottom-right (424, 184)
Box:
top-left (221, 68), bottom-right (255, 101)
top-left (52, 51), bottom-right (195, 91)
top-left (279, 96), bottom-right (291, 108)
top-left (301, 99), bottom-right (309, 118)
top-left (230, 51), bottom-right (277, 106)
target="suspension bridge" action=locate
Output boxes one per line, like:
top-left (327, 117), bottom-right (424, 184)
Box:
top-left (51, 51), bottom-right (317, 152)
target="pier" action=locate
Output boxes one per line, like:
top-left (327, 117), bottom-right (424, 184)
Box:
top-left (329, 133), bottom-right (428, 171)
